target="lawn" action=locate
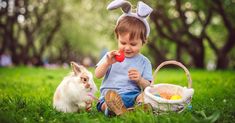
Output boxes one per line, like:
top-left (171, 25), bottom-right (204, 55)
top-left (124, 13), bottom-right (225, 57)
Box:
top-left (0, 67), bottom-right (235, 123)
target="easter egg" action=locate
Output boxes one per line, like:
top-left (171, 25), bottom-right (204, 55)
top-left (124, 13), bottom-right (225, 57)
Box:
top-left (160, 93), bottom-right (171, 100)
top-left (170, 95), bottom-right (182, 100)
top-left (154, 94), bottom-right (160, 97)
top-left (115, 50), bottom-right (125, 62)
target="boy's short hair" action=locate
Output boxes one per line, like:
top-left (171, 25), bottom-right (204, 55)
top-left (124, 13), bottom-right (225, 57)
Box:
top-left (114, 16), bottom-right (147, 44)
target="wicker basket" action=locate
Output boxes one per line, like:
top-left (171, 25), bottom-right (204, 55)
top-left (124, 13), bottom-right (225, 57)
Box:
top-left (144, 61), bottom-right (194, 114)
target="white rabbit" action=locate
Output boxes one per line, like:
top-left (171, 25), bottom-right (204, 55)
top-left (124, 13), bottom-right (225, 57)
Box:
top-left (53, 61), bottom-right (98, 112)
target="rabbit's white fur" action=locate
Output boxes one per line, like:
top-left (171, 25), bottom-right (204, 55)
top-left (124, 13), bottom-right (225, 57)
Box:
top-left (53, 62), bottom-right (97, 112)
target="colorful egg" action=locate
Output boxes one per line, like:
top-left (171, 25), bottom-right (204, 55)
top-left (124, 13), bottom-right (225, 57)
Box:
top-left (160, 93), bottom-right (171, 100)
top-left (170, 95), bottom-right (182, 100)
top-left (115, 50), bottom-right (125, 62)
top-left (154, 94), bottom-right (160, 97)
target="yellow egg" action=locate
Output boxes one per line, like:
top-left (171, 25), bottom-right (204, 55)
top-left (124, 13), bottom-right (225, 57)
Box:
top-left (170, 95), bottom-right (182, 100)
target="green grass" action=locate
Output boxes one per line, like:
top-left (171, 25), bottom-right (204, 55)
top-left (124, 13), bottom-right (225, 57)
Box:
top-left (0, 67), bottom-right (235, 123)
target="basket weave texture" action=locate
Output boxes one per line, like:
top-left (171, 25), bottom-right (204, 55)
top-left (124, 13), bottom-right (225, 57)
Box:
top-left (144, 61), bottom-right (194, 114)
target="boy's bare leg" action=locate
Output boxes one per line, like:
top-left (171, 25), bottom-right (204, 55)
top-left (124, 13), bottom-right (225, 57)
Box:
top-left (101, 103), bottom-right (107, 112)
top-left (102, 92), bottom-right (151, 114)
top-left (136, 92), bottom-right (144, 103)
top-left (135, 92), bottom-right (153, 112)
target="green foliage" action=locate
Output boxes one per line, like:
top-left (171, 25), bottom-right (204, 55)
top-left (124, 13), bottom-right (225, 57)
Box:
top-left (146, 0), bottom-right (235, 68)
top-left (206, 15), bottom-right (228, 48)
top-left (0, 67), bottom-right (235, 122)
top-left (1, 0), bottom-right (235, 68)
top-left (51, 0), bottom-right (116, 59)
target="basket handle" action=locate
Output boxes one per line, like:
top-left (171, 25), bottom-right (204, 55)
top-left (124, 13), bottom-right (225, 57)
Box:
top-left (152, 60), bottom-right (192, 88)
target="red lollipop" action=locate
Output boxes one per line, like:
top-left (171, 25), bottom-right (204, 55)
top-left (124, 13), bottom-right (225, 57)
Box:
top-left (115, 50), bottom-right (125, 62)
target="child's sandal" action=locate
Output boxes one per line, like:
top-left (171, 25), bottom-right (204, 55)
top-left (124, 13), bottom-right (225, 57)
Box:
top-left (105, 90), bottom-right (127, 115)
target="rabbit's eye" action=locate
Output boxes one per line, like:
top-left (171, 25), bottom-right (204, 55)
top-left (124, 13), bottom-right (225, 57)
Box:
top-left (81, 76), bottom-right (89, 83)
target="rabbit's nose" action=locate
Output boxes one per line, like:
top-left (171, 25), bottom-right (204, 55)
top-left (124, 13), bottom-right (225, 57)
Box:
top-left (85, 83), bottom-right (90, 88)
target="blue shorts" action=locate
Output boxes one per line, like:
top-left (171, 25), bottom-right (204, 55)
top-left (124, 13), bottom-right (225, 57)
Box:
top-left (96, 91), bottom-right (140, 112)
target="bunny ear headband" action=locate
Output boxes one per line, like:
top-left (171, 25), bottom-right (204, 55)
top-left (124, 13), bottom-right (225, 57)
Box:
top-left (107, 0), bottom-right (153, 37)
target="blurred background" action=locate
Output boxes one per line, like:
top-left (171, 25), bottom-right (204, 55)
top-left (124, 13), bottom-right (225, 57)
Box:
top-left (0, 0), bottom-right (235, 70)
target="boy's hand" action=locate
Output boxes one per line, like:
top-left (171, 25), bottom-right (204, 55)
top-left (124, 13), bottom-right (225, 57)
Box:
top-left (128, 68), bottom-right (141, 83)
top-left (106, 50), bottom-right (120, 65)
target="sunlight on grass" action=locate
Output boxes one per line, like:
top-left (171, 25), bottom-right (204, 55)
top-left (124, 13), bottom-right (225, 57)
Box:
top-left (0, 67), bottom-right (235, 122)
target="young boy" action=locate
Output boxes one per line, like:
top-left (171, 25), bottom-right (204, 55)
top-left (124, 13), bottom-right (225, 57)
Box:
top-left (95, 0), bottom-right (153, 116)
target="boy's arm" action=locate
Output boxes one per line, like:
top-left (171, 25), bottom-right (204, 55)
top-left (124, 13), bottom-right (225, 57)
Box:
top-left (95, 61), bottom-right (110, 79)
top-left (128, 68), bottom-right (151, 89)
top-left (138, 59), bottom-right (153, 89)
top-left (137, 77), bottom-right (151, 89)
top-left (95, 50), bottom-right (119, 79)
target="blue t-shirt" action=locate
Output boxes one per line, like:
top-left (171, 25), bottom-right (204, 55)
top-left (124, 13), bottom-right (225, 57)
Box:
top-left (96, 53), bottom-right (153, 98)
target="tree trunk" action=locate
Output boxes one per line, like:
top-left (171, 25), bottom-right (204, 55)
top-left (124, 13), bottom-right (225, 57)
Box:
top-left (188, 40), bottom-right (205, 68)
top-left (192, 53), bottom-right (204, 68)
top-left (213, 0), bottom-right (235, 69)
top-left (176, 44), bottom-right (182, 62)
top-left (147, 41), bottom-right (167, 67)
top-left (216, 32), bottom-right (235, 69)
top-left (217, 53), bottom-right (229, 69)
top-left (6, 17), bottom-right (21, 65)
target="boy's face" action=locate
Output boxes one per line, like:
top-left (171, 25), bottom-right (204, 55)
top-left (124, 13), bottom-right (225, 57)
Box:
top-left (118, 33), bottom-right (143, 58)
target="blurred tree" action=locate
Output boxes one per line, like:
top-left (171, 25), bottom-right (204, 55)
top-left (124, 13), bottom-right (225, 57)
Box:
top-left (44, 0), bottom-right (114, 65)
top-left (0, 0), bottom-right (117, 66)
top-left (147, 0), bottom-right (235, 69)
top-left (0, 0), bottom-right (63, 66)
top-left (2, 0), bottom-right (234, 69)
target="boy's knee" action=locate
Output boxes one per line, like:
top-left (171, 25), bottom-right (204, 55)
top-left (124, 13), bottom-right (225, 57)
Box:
top-left (136, 93), bottom-right (144, 103)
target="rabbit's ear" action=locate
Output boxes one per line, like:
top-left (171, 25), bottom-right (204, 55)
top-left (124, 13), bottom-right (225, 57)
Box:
top-left (137, 1), bottom-right (153, 18)
top-left (107, 0), bottom-right (132, 14)
top-left (70, 61), bottom-right (82, 75)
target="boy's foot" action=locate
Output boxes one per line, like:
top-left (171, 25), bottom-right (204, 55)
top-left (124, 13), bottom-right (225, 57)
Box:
top-left (105, 90), bottom-right (127, 116)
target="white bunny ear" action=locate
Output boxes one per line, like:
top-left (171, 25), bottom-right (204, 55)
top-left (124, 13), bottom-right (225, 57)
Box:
top-left (70, 61), bottom-right (82, 75)
top-left (137, 1), bottom-right (153, 18)
top-left (107, 0), bottom-right (132, 14)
